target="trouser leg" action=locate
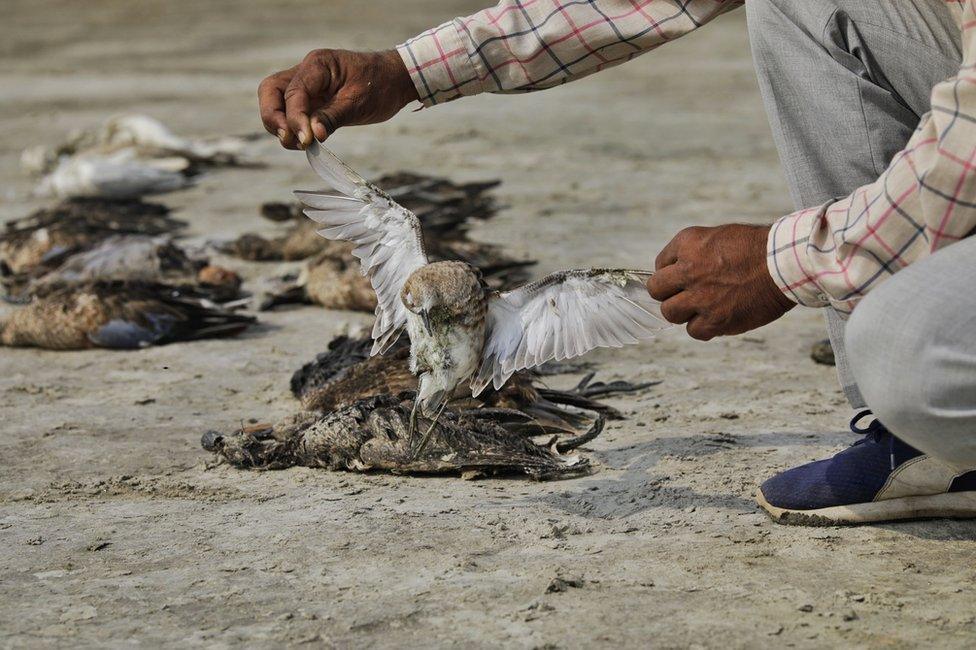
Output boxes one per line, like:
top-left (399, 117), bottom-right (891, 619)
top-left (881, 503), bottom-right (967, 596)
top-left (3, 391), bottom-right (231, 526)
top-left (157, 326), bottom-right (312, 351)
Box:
top-left (746, 0), bottom-right (961, 407)
top-left (845, 236), bottom-right (976, 469)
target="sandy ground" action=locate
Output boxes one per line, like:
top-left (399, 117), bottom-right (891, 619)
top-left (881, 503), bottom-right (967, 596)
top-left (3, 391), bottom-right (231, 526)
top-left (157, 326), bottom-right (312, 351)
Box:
top-left (2, 1), bottom-right (976, 648)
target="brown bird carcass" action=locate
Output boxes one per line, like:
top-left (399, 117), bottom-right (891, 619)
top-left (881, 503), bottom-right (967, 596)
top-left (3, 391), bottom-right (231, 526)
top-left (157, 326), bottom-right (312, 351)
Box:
top-left (0, 280), bottom-right (254, 350)
top-left (3, 234), bottom-right (242, 304)
top-left (0, 197), bottom-right (185, 275)
top-left (201, 394), bottom-right (602, 480)
top-left (289, 334), bottom-right (656, 434)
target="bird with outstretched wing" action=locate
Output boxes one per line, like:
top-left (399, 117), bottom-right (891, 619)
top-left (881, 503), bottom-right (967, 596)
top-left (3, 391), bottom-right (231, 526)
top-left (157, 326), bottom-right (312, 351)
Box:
top-left (295, 142), bottom-right (667, 444)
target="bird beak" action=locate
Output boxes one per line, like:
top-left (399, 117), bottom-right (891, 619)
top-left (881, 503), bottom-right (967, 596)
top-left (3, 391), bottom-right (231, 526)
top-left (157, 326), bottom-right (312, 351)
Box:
top-left (420, 309), bottom-right (433, 335)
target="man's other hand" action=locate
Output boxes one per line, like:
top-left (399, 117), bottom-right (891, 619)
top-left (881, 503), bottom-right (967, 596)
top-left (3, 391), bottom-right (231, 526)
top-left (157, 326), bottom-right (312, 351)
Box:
top-left (647, 224), bottom-right (795, 341)
top-left (259, 49), bottom-right (419, 149)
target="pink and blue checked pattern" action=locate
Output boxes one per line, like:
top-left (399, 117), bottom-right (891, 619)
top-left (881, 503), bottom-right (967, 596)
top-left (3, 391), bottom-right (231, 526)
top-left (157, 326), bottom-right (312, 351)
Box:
top-left (769, 0), bottom-right (976, 313)
top-left (397, 0), bottom-right (740, 106)
top-left (397, 0), bottom-right (975, 314)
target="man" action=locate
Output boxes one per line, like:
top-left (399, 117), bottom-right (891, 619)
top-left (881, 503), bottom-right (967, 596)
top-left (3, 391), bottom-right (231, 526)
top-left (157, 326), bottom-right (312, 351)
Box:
top-left (259, 0), bottom-right (976, 525)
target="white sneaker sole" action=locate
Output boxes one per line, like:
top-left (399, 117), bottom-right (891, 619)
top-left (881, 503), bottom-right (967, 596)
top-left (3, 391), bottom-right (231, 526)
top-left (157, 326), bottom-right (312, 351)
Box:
top-left (756, 489), bottom-right (976, 526)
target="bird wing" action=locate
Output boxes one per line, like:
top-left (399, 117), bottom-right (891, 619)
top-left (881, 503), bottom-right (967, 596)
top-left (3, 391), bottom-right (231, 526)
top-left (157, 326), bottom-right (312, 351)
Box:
top-left (49, 235), bottom-right (163, 283)
top-left (472, 269), bottom-right (668, 395)
top-left (295, 142), bottom-right (429, 355)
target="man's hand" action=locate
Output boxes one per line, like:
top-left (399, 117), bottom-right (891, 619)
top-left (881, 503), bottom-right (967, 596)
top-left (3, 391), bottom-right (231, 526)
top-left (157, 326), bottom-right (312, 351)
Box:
top-left (647, 224), bottom-right (795, 341)
top-left (259, 49), bottom-right (419, 149)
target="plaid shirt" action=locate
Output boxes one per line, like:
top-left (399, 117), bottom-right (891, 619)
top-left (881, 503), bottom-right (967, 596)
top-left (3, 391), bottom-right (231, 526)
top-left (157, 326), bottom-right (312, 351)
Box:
top-left (397, 0), bottom-right (975, 313)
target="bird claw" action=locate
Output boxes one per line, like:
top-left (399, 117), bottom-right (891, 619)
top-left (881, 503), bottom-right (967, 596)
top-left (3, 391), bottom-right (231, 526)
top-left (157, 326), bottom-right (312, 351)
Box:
top-left (410, 399), bottom-right (448, 460)
top-left (407, 398), bottom-right (420, 448)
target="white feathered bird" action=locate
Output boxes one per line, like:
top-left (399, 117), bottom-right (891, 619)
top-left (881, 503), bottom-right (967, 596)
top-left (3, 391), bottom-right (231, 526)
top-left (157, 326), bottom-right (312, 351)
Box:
top-left (35, 152), bottom-right (193, 199)
top-left (295, 142), bottom-right (668, 430)
top-left (22, 114), bottom-right (249, 176)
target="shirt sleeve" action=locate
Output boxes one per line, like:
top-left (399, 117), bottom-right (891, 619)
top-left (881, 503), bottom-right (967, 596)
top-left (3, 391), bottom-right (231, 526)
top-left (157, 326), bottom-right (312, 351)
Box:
top-left (396, 0), bottom-right (743, 107)
top-left (767, 4), bottom-right (976, 315)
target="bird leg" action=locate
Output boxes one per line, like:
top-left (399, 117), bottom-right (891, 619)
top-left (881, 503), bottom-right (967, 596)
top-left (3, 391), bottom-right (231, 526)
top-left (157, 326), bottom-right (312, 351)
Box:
top-left (411, 398), bottom-right (449, 459)
top-left (407, 397), bottom-right (420, 441)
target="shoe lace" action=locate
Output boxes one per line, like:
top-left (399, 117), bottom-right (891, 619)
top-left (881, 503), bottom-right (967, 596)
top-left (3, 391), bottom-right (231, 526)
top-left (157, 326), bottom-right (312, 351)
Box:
top-left (849, 409), bottom-right (895, 470)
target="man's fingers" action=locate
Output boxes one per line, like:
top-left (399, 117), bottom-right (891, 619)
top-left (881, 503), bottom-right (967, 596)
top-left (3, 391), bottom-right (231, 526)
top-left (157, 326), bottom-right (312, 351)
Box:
top-left (659, 292), bottom-right (697, 325)
top-left (259, 67), bottom-right (300, 148)
top-left (310, 113), bottom-right (332, 142)
top-left (284, 78), bottom-right (313, 149)
top-left (284, 65), bottom-right (328, 148)
top-left (310, 93), bottom-right (358, 141)
top-left (647, 264), bottom-right (684, 301)
top-left (686, 316), bottom-right (717, 341)
top-left (654, 239), bottom-right (679, 270)
top-left (258, 77), bottom-right (290, 136)
top-left (310, 104), bottom-right (345, 142)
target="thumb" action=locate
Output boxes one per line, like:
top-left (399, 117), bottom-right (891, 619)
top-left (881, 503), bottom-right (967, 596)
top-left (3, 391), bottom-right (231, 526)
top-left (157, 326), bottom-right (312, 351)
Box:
top-left (310, 93), bottom-right (359, 141)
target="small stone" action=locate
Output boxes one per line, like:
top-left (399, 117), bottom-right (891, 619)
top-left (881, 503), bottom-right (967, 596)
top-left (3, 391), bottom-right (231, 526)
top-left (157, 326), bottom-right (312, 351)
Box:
top-left (546, 575), bottom-right (584, 593)
top-left (810, 339), bottom-right (836, 366)
top-left (798, 604), bottom-right (814, 613)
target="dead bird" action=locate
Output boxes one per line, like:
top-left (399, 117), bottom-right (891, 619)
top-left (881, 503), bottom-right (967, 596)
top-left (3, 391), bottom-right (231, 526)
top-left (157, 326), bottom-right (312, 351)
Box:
top-left (22, 114), bottom-right (256, 176)
top-left (257, 237), bottom-right (532, 312)
top-left (266, 244), bottom-right (379, 312)
top-left (2, 234), bottom-right (242, 303)
top-left (296, 143), bottom-right (667, 435)
top-left (0, 197), bottom-right (185, 274)
top-left (35, 153), bottom-right (195, 199)
top-left (217, 171), bottom-right (506, 263)
top-left (201, 393), bottom-right (601, 479)
top-left (289, 334), bottom-right (657, 432)
top-left (247, 170), bottom-right (530, 311)
top-left (0, 280), bottom-right (255, 350)
top-left (218, 218), bottom-right (341, 262)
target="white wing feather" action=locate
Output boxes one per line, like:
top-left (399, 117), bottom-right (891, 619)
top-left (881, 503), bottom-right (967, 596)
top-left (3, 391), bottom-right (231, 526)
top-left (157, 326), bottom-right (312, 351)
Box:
top-left (295, 142), bottom-right (428, 355)
top-left (472, 269), bottom-right (668, 395)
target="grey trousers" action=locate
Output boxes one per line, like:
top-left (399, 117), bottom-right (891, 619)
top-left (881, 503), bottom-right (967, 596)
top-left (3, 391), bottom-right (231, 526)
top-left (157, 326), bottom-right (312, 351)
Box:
top-left (747, 0), bottom-right (976, 468)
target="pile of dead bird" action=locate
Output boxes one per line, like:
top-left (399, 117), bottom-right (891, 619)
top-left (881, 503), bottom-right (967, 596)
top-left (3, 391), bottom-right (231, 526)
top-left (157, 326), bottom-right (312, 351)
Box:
top-left (3, 117), bottom-right (653, 480)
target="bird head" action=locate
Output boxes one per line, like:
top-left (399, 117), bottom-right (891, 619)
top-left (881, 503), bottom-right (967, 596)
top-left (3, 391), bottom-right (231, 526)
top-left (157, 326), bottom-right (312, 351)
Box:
top-left (401, 261), bottom-right (484, 335)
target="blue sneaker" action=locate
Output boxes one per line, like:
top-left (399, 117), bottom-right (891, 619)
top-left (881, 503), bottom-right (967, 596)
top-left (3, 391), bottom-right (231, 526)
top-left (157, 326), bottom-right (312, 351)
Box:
top-left (757, 411), bottom-right (976, 525)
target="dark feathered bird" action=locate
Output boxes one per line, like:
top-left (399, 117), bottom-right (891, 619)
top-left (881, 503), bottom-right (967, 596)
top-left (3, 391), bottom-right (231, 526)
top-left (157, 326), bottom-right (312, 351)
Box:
top-left (201, 393), bottom-right (601, 479)
top-left (289, 334), bottom-right (656, 434)
top-left (1, 197), bottom-right (185, 274)
top-left (2, 234), bottom-right (242, 304)
top-left (0, 280), bottom-right (254, 350)
top-left (220, 172), bottom-right (503, 263)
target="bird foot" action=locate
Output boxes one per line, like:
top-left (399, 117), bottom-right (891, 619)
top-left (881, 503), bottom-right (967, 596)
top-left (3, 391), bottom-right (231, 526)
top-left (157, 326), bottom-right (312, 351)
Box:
top-left (410, 399), bottom-right (448, 460)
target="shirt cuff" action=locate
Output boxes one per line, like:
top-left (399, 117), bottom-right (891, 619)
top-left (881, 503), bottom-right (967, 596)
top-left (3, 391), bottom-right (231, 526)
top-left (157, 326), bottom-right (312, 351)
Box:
top-left (397, 20), bottom-right (484, 108)
top-left (766, 205), bottom-right (832, 309)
